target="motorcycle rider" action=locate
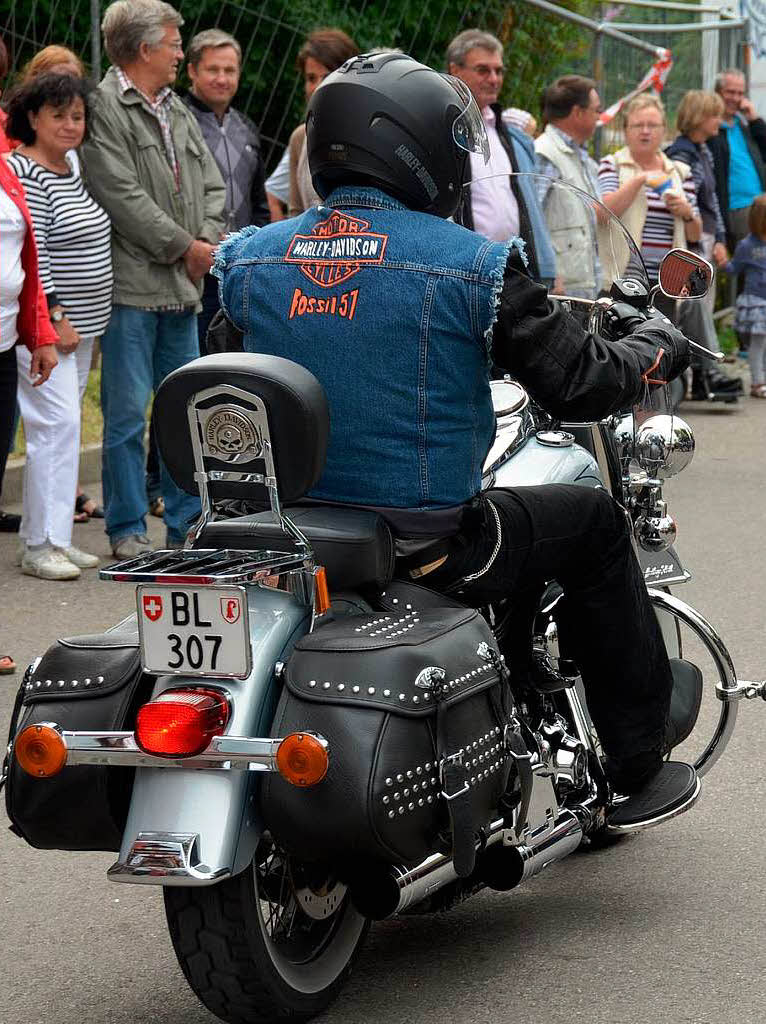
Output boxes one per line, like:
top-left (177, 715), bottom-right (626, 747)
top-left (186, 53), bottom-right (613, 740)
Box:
top-left (215, 53), bottom-right (697, 827)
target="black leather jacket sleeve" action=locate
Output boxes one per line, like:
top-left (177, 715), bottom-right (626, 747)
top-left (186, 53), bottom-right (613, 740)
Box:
top-left (490, 250), bottom-right (660, 420)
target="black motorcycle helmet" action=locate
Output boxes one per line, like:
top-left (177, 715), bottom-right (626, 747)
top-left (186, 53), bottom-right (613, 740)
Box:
top-left (306, 51), bottom-right (489, 219)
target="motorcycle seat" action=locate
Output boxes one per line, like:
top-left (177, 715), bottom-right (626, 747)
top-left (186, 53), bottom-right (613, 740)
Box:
top-left (193, 505), bottom-right (395, 591)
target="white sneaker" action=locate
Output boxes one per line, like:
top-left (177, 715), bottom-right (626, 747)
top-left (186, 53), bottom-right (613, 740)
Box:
top-left (21, 545), bottom-right (81, 580)
top-left (57, 545), bottom-right (99, 569)
top-left (111, 534), bottom-right (152, 559)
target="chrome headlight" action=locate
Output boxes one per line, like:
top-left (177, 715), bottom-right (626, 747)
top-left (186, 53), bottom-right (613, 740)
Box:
top-left (634, 414), bottom-right (695, 479)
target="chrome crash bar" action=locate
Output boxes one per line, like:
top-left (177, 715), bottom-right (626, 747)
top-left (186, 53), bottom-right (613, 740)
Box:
top-left (28, 725), bottom-right (328, 772)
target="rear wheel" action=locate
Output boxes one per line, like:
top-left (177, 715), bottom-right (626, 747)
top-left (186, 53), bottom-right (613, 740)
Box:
top-left (164, 833), bottom-right (368, 1024)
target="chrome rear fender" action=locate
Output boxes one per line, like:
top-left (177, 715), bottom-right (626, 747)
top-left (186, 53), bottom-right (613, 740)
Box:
top-left (109, 585), bottom-right (311, 886)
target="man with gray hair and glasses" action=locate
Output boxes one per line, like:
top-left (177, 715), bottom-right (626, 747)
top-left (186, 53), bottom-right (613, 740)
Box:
top-left (183, 28), bottom-right (270, 350)
top-left (708, 68), bottom-right (766, 249)
top-left (446, 28), bottom-right (555, 286)
top-left (82, 0), bottom-right (225, 559)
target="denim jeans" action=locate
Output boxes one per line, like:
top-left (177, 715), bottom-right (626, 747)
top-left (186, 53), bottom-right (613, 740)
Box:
top-left (411, 485), bottom-right (673, 764)
top-left (100, 305), bottom-right (201, 545)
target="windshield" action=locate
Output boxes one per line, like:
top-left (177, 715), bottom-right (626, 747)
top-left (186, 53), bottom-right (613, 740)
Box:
top-left (462, 172), bottom-right (669, 435)
top-left (459, 172), bottom-right (648, 302)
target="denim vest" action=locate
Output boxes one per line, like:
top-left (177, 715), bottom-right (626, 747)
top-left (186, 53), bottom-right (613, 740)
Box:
top-left (215, 187), bottom-right (513, 532)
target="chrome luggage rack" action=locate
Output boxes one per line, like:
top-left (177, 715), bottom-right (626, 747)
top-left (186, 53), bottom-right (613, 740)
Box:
top-left (99, 546), bottom-right (310, 586)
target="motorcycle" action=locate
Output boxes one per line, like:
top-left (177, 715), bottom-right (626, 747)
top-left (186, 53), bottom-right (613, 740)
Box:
top-left (3, 176), bottom-right (764, 1024)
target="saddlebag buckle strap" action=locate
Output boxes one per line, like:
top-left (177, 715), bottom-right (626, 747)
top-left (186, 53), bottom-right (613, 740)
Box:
top-left (436, 685), bottom-right (476, 877)
top-left (439, 750), bottom-right (476, 878)
top-left (439, 751), bottom-right (470, 802)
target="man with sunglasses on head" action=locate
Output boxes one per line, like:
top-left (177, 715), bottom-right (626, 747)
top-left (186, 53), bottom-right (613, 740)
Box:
top-left (216, 52), bottom-right (699, 827)
top-left (446, 29), bottom-right (555, 286)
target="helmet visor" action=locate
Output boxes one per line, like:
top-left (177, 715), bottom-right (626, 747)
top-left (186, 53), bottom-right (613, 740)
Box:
top-left (444, 75), bottom-right (490, 164)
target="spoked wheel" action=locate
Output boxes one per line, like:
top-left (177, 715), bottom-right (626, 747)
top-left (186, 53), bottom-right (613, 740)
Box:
top-left (164, 833), bottom-right (369, 1024)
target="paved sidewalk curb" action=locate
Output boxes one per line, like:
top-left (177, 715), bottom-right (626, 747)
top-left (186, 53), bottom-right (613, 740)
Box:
top-left (2, 443), bottom-right (102, 505)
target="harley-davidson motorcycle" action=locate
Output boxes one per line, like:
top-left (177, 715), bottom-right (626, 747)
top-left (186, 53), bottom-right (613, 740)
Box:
top-left (3, 176), bottom-right (764, 1024)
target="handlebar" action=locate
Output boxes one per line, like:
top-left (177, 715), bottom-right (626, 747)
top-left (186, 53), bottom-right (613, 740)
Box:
top-left (556, 284), bottom-right (725, 363)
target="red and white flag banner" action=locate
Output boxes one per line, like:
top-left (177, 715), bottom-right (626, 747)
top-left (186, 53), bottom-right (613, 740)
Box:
top-left (598, 48), bottom-right (673, 126)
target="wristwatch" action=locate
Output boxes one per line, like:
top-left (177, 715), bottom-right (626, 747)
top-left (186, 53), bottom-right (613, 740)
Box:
top-left (50, 309), bottom-right (65, 323)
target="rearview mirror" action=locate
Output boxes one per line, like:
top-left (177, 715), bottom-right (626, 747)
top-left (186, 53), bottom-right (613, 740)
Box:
top-left (658, 249), bottom-right (713, 299)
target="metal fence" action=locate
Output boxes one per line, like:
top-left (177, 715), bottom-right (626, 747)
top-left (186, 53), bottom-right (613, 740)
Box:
top-left (0, 0), bottom-right (751, 170)
top-left (528, 1), bottom-right (750, 154)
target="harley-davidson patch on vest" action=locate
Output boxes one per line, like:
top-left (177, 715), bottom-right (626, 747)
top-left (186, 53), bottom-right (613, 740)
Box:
top-left (285, 210), bottom-right (388, 288)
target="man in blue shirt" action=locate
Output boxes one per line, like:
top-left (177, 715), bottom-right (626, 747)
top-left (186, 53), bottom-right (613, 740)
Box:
top-left (708, 69), bottom-right (766, 248)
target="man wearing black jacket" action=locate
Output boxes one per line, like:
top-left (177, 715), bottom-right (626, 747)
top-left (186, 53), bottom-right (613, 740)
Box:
top-left (708, 69), bottom-right (766, 248)
top-left (218, 53), bottom-right (700, 828)
top-left (183, 28), bottom-right (270, 351)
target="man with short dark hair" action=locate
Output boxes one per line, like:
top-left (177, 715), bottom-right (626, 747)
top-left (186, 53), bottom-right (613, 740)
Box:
top-left (446, 29), bottom-right (555, 285)
top-left (535, 75), bottom-right (603, 298)
top-left (183, 28), bottom-right (270, 349)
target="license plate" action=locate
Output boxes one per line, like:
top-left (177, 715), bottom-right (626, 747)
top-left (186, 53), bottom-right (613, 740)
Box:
top-left (137, 585), bottom-right (251, 678)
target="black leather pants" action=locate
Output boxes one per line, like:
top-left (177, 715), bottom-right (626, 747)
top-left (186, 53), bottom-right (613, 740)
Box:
top-left (417, 485), bottom-right (672, 763)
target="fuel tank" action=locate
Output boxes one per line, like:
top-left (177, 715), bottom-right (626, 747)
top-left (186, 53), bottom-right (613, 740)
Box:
top-left (483, 379), bottom-right (603, 490)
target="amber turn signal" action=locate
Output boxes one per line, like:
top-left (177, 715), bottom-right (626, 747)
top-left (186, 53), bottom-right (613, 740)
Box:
top-left (276, 732), bottom-right (329, 787)
top-left (314, 566), bottom-right (331, 616)
top-left (15, 723), bottom-right (68, 778)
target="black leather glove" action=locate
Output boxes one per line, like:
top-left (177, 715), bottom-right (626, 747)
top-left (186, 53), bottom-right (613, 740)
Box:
top-left (602, 301), bottom-right (647, 340)
top-left (624, 315), bottom-right (691, 384)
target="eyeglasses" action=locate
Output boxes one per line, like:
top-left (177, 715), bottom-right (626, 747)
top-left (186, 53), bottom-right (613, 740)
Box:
top-left (626, 123), bottom-right (664, 132)
top-left (463, 63), bottom-right (506, 78)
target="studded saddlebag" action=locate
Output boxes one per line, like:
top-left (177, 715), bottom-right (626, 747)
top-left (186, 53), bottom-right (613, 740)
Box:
top-left (261, 607), bottom-right (514, 876)
top-left (3, 632), bottom-right (153, 851)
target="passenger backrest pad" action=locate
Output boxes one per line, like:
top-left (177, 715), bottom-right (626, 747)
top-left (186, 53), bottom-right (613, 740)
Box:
top-left (154, 353), bottom-right (330, 504)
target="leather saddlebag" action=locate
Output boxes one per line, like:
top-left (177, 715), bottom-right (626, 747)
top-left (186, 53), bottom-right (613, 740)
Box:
top-left (3, 632), bottom-right (153, 851)
top-left (261, 607), bottom-right (514, 876)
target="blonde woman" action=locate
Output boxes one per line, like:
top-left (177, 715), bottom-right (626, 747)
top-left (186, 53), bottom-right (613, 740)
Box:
top-left (667, 90), bottom-right (742, 398)
top-left (598, 94), bottom-right (701, 284)
top-left (20, 44), bottom-right (85, 80)
top-left (667, 90), bottom-right (728, 269)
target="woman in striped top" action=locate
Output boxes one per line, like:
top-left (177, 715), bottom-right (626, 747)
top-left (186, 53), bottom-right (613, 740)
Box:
top-left (598, 93), bottom-right (701, 285)
top-left (6, 73), bottom-right (112, 579)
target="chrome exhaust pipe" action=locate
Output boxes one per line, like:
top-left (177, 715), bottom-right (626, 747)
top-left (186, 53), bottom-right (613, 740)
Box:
top-left (350, 818), bottom-right (506, 920)
top-left (479, 809), bottom-right (583, 892)
top-left (350, 809), bottom-right (583, 920)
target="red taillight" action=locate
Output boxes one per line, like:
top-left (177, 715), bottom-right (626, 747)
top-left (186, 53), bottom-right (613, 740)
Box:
top-left (135, 688), bottom-right (229, 757)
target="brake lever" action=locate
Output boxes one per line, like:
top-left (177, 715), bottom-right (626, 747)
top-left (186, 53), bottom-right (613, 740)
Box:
top-left (688, 339), bottom-right (725, 363)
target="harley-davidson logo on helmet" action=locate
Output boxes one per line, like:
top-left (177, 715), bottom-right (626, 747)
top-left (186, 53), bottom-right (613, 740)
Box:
top-left (285, 211), bottom-right (388, 288)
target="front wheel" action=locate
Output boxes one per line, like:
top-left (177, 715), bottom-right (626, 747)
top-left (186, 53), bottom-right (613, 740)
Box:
top-left (164, 833), bottom-right (369, 1024)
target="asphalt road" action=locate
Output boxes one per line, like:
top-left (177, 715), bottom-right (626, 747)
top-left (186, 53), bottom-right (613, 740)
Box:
top-left (1, 391), bottom-right (765, 1024)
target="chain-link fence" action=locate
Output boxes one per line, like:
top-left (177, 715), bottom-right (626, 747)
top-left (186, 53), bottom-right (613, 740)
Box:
top-left (0, 0), bottom-right (751, 169)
